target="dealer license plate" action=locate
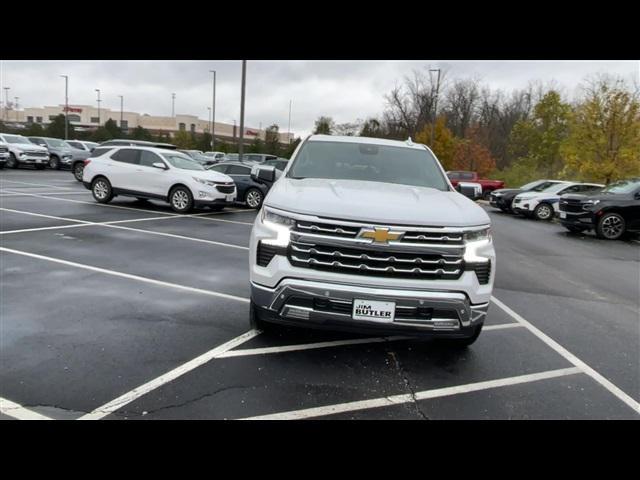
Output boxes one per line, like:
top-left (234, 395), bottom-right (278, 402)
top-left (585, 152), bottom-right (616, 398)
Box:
top-left (352, 299), bottom-right (395, 323)
top-left (560, 211), bottom-right (566, 219)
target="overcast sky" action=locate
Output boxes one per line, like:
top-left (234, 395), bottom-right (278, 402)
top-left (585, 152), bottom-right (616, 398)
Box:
top-left (1, 60), bottom-right (638, 137)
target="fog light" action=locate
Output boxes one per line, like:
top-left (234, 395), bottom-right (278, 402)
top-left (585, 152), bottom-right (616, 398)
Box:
top-left (198, 191), bottom-right (207, 198)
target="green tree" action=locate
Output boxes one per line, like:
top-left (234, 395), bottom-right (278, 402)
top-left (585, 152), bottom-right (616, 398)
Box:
top-left (282, 137), bottom-right (301, 158)
top-left (103, 118), bottom-right (122, 139)
top-left (508, 90), bottom-right (571, 178)
top-left (197, 132), bottom-right (213, 152)
top-left (249, 136), bottom-right (264, 153)
top-left (46, 114), bottom-right (75, 139)
top-left (562, 77), bottom-right (640, 183)
top-left (264, 124), bottom-right (281, 155)
top-left (173, 129), bottom-right (194, 149)
top-left (359, 118), bottom-right (385, 138)
top-left (415, 116), bottom-right (458, 170)
top-left (24, 122), bottom-right (45, 136)
top-left (130, 126), bottom-right (153, 141)
top-left (313, 116), bottom-right (334, 135)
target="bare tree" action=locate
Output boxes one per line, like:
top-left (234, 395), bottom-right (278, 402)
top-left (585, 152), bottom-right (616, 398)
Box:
top-left (441, 78), bottom-right (481, 137)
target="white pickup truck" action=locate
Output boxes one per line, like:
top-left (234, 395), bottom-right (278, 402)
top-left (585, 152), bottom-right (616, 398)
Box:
top-left (248, 135), bottom-right (495, 347)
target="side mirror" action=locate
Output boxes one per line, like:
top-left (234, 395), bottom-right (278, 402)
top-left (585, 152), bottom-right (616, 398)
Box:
top-left (456, 182), bottom-right (482, 200)
top-left (152, 162), bottom-right (168, 170)
top-left (251, 165), bottom-right (276, 183)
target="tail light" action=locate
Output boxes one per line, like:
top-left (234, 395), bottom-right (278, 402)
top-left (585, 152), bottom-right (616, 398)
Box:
top-left (83, 159), bottom-right (91, 166)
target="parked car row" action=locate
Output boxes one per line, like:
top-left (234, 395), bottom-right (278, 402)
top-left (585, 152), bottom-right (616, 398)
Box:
top-left (489, 178), bottom-right (640, 240)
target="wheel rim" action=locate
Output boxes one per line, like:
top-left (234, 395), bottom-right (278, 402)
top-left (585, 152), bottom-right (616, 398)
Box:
top-left (246, 190), bottom-right (262, 208)
top-left (602, 215), bottom-right (623, 238)
top-left (172, 190), bottom-right (189, 210)
top-left (75, 165), bottom-right (84, 180)
top-left (537, 205), bottom-right (552, 219)
top-left (8, 156), bottom-right (16, 168)
top-left (50, 157), bottom-right (58, 169)
top-left (94, 181), bottom-right (108, 199)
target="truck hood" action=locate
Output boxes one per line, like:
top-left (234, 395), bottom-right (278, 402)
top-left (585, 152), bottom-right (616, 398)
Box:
top-left (492, 188), bottom-right (521, 196)
top-left (265, 178), bottom-right (490, 227)
top-left (11, 143), bottom-right (48, 153)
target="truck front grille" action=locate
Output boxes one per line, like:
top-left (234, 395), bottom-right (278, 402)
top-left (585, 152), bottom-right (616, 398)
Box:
top-left (27, 151), bottom-right (49, 158)
top-left (293, 220), bottom-right (464, 246)
top-left (0, 146), bottom-right (8, 154)
top-left (288, 240), bottom-right (464, 280)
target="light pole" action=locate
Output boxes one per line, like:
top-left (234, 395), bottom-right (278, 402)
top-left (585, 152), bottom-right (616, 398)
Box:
top-left (238, 60), bottom-right (246, 161)
top-left (14, 97), bottom-right (19, 122)
top-left (95, 89), bottom-right (101, 126)
top-left (3, 87), bottom-right (9, 122)
top-left (207, 107), bottom-right (212, 137)
top-left (171, 93), bottom-right (175, 117)
top-left (429, 68), bottom-right (441, 147)
top-left (118, 95), bottom-right (124, 132)
top-left (288, 99), bottom-right (292, 144)
top-left (60, 75), bottom-right (69, 140)
top-left (209, 70), bottom-right (216, 150)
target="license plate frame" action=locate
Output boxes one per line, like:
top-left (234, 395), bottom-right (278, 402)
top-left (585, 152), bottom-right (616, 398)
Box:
top-left (352, 299), bottom-right (396, 323)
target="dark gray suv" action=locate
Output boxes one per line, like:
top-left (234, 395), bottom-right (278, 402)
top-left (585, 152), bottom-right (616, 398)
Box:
top-left (28, 136), bottom-right (90, 170)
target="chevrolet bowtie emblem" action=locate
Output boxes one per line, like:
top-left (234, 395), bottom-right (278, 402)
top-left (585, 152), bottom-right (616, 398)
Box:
top-left (358, 227), bottom-right (404, 244)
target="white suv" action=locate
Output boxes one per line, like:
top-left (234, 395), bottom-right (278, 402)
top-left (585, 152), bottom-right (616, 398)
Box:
top-left (512, 182), bottom-right (604, 220)
top-left (82, 146), bottom-right (237, 213)
top-left (249, 135), bottom-right (495, 346)
top-left (0, 133), bottom-right (50, 169)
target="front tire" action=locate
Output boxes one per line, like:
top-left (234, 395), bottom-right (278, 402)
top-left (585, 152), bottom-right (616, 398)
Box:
top-left (73, 163), bottom-right (84, 182)
top-left (534, 203), bottom-right (554, 221)
top-left (245, 188), bottom-right (264, 209)
top-left (169, 186), bottom-right (194, 213)
top-left (49, 155), bottom-right (61, 170)
top-left (7, 153), bottom-right (18, 169)
top-left (436, 324), bottom-right (483, 348)
top-left (596, 213), bottom-right (625, 240)
top-left (92, 177), bottom-right (114, 203)
top-left (249, 301), bottom-right (271, 332)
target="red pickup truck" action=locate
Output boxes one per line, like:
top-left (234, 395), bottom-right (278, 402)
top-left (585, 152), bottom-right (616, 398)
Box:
top-left (446, 171), bottom-right (505, 200)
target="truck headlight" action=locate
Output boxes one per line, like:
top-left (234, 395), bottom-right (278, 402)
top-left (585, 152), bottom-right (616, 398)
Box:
top-left (19, 152), bottom-right (26, 157)
top-left (261, 207), bottom-right (295, 246)
top-left (463, 227), bottom-right (491, 244)
top-left (582, 200), bottom-right (600, 210)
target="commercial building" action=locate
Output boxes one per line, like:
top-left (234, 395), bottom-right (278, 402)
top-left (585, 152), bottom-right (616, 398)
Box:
top-left (0, 104), bottom-right (294, 144)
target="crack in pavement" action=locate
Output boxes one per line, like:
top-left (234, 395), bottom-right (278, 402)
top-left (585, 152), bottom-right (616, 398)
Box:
top-left (386, 348), bottom-right (429, 420)
top-left (108, 385), bottom-right (250, 419)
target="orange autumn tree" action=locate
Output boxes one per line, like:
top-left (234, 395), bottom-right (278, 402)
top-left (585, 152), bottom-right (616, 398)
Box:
top-left (452, 126), bottom-right (497, 177)
top-left (416, 116), bottom-right (457, 170)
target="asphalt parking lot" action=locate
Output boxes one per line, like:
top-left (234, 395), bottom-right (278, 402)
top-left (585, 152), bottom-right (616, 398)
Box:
top-left (1, 169), bottom-right (639, 420)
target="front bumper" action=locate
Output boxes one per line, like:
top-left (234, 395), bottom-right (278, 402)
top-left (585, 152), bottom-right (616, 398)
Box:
top-left (251, 279), bottom-right (488, 338)
top-left (18, 155), bottom-right (49, 164)
top-left (558, 210), bottom-right (595, 229)
top-left (489, 195), bottom-right (509, 209)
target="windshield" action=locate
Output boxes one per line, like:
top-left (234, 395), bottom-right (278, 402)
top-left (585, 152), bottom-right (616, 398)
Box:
top-left (45, 138), bottom-right (67, 148)
top-left (529, 181), bottom-right (562, 192)
top-left (2, 134), bottom-right (30, 144)
top-left (601, 178), bottom-right (640, 194)
top-left (287, 141), bottom-right (450, 190)
top-left (161, 153), bottom-right (205, 171)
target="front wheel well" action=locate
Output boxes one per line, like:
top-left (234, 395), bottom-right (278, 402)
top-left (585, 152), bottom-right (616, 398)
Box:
top-left (168, 183), bottom-right (192, 199)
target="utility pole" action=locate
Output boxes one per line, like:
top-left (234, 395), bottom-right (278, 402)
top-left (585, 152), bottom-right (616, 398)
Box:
top-left (209, 70), bottom-right (216, 150)
top-left (288, 99), bottom-right (292, 144)
top-left (171, 93), bottom-right (176, 117)
top-left (207, 107), bottom-right (212, 137)
top-left (238, 60), bottom-right (247, 161)
top-left (429, 68), bottom-right (441, 147)
top-left (14, 97), bottom-right (19, 122)
top-left (95, 89), bottom-right (101, 126)
top-left (118, 95), bottom-right (124, 132)
top-left (60, 75), bottom-right (69, 140)
top-left (3, 87), bottom-right (9, 122)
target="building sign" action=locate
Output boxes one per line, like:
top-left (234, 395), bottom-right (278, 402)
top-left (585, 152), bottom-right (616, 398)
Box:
top-left (246, 129), bottom-right (258, 136)
top-left (63, 106), bottom-right (83, 113)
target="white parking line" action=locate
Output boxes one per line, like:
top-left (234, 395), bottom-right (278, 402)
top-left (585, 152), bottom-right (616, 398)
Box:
top-left (0, 396), bottom-right (53, 420)
top-left (78, 329), bottom-right (261, 420)
top-left (491, 296), bottom-right (640, 415)
top-left (0, 190), bottom-right (91, 197)
top-left (241, 367), bottom-right (582, 420)
top-left (217, 323), bottom-right (524, 358)
top-left (2, 189), bottom-right (255, 225)
top-left (0, 179), bottom-right (74, 190)
top-left (0, 207), bottom-right (250, 250)
top-left (0, 246), bottom-right (250, 304)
